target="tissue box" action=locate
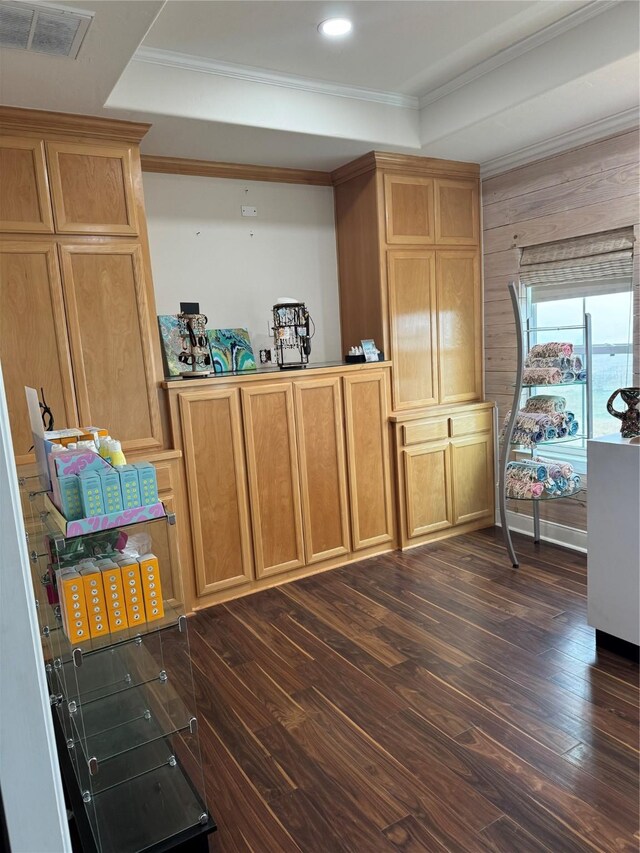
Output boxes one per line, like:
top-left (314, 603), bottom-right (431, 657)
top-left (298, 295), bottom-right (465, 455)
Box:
top-left (117, 465), bottom-right (141, 509)
top-left (98, 468), bottom-right (123, 514)
top-left (133, 463), bottom-right (158, 506)
top-left (78, 470), bottom-right (104, 517)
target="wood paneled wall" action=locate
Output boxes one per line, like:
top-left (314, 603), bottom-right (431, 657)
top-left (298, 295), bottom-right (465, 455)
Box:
top-left (482, 129), bottom-right (640, 531)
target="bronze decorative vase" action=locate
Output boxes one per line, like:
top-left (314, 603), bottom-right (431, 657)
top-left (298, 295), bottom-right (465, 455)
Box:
top-left (607, 387), bottom-right (640, 438)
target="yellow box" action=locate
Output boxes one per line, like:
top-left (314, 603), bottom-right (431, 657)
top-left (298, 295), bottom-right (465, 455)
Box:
top-left (118, 560), bottom-right (146, 627)
top-left (100, 564), bottom-right (129, 633)
top-left (138, 553), bottom-right (164, 621)
top-left (58, 569), bottom-right (90, 644)
top-left (80, 567), bottom-right (109, 639)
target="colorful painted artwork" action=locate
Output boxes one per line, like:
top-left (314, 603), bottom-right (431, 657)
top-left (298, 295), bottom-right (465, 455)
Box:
top-left (207, 328), bottom-right (257, 373)
top-left (157, 315), bottom-right (183, 377)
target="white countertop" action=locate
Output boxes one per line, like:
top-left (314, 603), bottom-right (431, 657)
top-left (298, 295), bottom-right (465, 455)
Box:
top-left (588, 433), bottom-right (640, 448)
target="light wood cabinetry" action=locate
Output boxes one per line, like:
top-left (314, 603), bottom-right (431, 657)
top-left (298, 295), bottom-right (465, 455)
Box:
top-left (0, 242), bottom-right (77, 464)
top-left (242, 382), bottom-right (305, 578)
top-left (58, 243), bottom-right (162, 452)
top-left (333, 152), bottom-right (482, 414)
top-left (179, 389), bottom-right (253, 595)
top-left (46, 141), bottom-right (138, 235)
top-left (294, 377), bottom-right (350, 564)
top-left (164, 363), bottom-right (395, 609)
top-left (394, 401), bottom-right (495, 549)
top-left (0, 137), bottom-right (54, 232)
top-left (0, 108), bottom-right (164, 463)
top-left (343, 371), bottom-right (394, 550)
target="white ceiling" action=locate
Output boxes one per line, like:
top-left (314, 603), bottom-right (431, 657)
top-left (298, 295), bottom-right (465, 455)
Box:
top-left (0, 0), bottom-right (638, 175)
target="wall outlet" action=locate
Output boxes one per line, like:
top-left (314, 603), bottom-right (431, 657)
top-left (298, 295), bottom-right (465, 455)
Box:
top-left (241, 206), bottom-right (257, 217)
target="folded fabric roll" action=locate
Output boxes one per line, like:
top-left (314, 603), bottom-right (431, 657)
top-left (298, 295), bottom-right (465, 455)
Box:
top-left (525, 355), bottom-right (583, 371)
top-left (523, 367), bottom-right (562, 385)
top-left (523, 395), bottom-right (566, 414)
top-left (502, 409), bottom-right (578, 447)
top-left (528, 342), bottom-right (573, 359)
top-left (505, 457), bottom-right (581, 499)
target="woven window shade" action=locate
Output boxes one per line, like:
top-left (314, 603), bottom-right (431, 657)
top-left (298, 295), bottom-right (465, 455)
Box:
top-left (520, 227), bottom-right (634, 302)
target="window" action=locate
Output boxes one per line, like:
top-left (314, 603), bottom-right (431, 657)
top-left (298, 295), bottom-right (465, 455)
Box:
top-left (519, 228), bottom-right (635, 460)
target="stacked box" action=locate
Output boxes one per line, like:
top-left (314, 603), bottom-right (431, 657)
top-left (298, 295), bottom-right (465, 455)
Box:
top-left (116, 557), bottom-right (145, 626)
top-left (133, 463), bottom-right (158, 506)
top-left (57, 476), bottom-right (83, 521)
top-left (99, 561), bottom-right (128, 633)
top-left (57, 569), bottom-right (89, 644)
top-left (117, 466), bottom-right (141, 509)
top-left (138, 553), bottom-right (164, 621)
top-left (78, 470), bottom-right (104, 517)
top-left (98, 468), bottom-right (123, 514)
top-left (79, 567), bottom-right (109, 639)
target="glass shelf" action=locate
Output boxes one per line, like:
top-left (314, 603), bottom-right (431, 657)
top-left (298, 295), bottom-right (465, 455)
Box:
top-left (506, 488), bottom-right (584, 502)
top-left (515, 380), bottom-right (587, 389)
top-left (68, 676), bottom-right (194, 767)
top-left (508, 434), bottom-right (587, 447)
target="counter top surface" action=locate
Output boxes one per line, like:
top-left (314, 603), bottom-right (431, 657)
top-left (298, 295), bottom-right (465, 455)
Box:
top-left (588, 433), bottom-right (640, 449)
top-left (162, 360), bottom-right (391, 389)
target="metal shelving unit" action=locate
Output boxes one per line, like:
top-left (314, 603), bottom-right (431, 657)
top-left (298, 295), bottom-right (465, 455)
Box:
top-left (499, 281), bottom-right (593, 567)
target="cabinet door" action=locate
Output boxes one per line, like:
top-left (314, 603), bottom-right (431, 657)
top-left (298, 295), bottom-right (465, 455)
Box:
top-left (58, 243), bottom-right (162, 451)
top-left (403, 442), bottom-right (453, 538)
top-left (294, 377), bottom-right (350, 564)
top-left (0, 137), bottom-right (54, 232)
top-left (384, 175), bottom-right (434, 244)
top-left (179, 389), bottom-right (254, 595)
top-left (388, 250), bottom-right (438, 410)
top-left (242, 383), bottom-right (305, 577)
top-left (436, 250), bottom-right (482, 404)
top-left (46, 141), bottom-right (138, 235)
top-left (0, 242), bottom-right (77, 464)
top-left (450, 432), bottom-right (494, 525)
top-left (343, 371), bottom-right (394, 550)
top-left (434, 178), bottom-right (479, 245)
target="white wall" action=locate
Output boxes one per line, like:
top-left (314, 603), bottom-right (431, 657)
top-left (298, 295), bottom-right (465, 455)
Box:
top-left (143, 172), bottom-right (342, 363)
top-left (0, 362), bottom-right (70, 853)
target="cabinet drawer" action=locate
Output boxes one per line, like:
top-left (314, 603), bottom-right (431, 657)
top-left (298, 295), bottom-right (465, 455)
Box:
top-left (403, 418), bottom-right (449, 446)
top-left (450, 409), bottom-right (492, 437)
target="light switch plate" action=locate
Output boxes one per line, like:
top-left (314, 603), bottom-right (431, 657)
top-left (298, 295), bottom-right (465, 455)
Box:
top-left (241, 206), bottom-right (257, 217)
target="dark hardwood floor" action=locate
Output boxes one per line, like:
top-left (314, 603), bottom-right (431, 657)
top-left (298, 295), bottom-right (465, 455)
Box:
top-left (188, 527), bottom-right (639, 852)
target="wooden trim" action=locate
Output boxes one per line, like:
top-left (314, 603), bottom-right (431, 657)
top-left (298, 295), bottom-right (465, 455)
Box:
top-left (57, 242), bottom-right (163, 450)
top-left (331, 150), bottom-right (480, 186)
top-left (0, 106), bottom-right (150, 143)
top-left (0, 137), bottom-right (54, 232)
top-left (46, 141), bottom-right (139, 236)
top-left (141, 154), bottom-right (332, 187)
top-left (293, 376), bottom-right (351, 564)
top-left (178, 388), bottom-right (254, 596)
top-left (390, 400), bottom-right (495, 423)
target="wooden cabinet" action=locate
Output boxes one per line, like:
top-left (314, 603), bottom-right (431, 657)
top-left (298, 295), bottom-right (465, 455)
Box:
top-left (334, 153), bottom-right (482, 415)
top-left (0, 137), bottom-right (53, 232)
top-left (242, 382), bottom-right (305, 578)
top-left (46, 141), bottom-right (138, 235)
top-left (387, 250), bottom-right (438, 410)
top-left (294, 377), bottom-right (350, 564)
top-left (436, 250), bottom-right (482, 404)
top-left (0, 241), bottom-right (77, 464)
top-left (58, 243), bottom-right (162, 452)
top-left (343, 371), bottom-right (394, 550)
top-left (395, 402), bottom-right (494, 549)
top-left (179, 389), bottom-right (253, 595)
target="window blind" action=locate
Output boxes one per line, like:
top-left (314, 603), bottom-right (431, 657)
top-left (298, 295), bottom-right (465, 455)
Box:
top-left (520, 227), bottom-right (634, 302)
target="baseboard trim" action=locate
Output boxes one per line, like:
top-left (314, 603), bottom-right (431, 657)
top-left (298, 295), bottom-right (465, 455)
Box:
top-left (496, 509), bottom-right (587, 554)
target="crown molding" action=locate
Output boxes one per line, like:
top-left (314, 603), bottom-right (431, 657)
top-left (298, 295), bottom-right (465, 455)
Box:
top-left (141, 154), bottom-right (332, 186)
top-left (480, 108), bottom-right (640, 179)
top-left (135, 46), bottom-right (419, 110)
top-left (419, 0), bottom-right (620, 108)
top-left (331, 150), bottom-right (479, 185)
top-left (0, 105), bottom-right (151, 143)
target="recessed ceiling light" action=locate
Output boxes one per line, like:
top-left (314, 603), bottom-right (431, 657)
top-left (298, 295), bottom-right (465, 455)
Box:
top-left (318, 18), bottom-right (352, 38)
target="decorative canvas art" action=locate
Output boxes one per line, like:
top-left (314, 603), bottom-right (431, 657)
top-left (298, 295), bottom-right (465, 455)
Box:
top-left (207, 328), bottom-right (257, 373)
top-left (157, 315), bottom-right (183, 377)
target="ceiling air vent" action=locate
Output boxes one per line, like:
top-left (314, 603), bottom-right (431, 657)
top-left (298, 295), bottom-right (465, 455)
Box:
top-left (0, 1), bottom-right (93, 58)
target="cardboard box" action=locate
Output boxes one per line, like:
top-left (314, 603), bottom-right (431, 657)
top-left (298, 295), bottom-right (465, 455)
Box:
top-left (117, 466), bottom-right (141, 510)
top-left (100, 564), bottom-right (129, 633)
top-left (98, 468), bottom-right (123, 514)
top-left (117, 559), bottom-right (145, 627)
top-left (78, 470), bottom-right (105, 517)
top-left (138, 553), bottom-right (164, 621)
top-left (79, 567), bottom-right (109, 639)
top-left (57, 569), bottom-right (90, 644)
top-left (133, 463), bottom-right (159, 506)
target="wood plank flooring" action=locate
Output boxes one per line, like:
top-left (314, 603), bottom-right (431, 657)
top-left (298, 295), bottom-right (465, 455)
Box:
top-left (188, 528), bottom-right (639, 852)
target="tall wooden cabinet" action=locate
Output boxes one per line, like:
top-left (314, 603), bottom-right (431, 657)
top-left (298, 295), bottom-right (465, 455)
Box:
top-left (0, 108), bottom-right (165, 460)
